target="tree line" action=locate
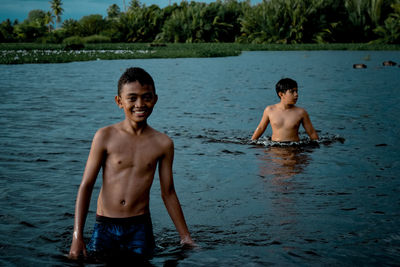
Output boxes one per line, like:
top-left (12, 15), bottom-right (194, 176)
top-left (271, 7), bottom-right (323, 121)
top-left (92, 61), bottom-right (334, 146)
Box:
top-left (1, 0), bottom-right (399, 44)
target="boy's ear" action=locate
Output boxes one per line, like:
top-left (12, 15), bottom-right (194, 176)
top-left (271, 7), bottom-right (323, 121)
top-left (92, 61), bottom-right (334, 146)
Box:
top-left (154, 94), bottom-right (158, 104)
top-left (115, 95), bottom-right (122, 108)
top-left (278, 91), bottom-right (284, 98)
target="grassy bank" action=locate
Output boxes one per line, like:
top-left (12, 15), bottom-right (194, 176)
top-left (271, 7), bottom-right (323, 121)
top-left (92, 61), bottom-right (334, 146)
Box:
top-left (1, 43), bottom-right (399, 64)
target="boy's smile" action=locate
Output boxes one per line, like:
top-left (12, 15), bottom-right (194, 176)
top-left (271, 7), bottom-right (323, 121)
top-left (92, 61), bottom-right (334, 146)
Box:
top-left (115, 81), bottom-right (158, 124)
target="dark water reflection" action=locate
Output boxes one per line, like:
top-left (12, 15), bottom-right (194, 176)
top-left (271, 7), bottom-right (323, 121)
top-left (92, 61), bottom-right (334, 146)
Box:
top-left (258, 146), bottom-right (312, 182)
top-left (1, 51), bottom-right (400, 266)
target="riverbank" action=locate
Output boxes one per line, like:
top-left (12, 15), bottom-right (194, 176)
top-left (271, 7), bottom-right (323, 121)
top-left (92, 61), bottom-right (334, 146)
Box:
top-left (1, 43), bottom-right (399, 64)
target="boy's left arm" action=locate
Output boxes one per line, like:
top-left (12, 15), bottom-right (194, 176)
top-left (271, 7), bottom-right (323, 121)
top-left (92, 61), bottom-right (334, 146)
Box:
top-left (159, 138), bottom-right (194, 246)
top-left (302, 110), bottom-right (319, 140)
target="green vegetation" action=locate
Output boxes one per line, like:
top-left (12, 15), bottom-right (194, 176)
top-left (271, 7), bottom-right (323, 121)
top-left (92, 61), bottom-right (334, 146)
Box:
top-left (1, 43), bottom-right (398, 64)
top-left (1, 0), bottom-right (400, 44)
top-left (1, 0), bottom-right (399, 64)
top-left (0, 43), bottom-right (239, 64)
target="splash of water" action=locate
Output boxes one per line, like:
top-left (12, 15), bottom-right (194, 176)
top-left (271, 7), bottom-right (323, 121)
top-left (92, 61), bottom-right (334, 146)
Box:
top-left (165, 127), bottom-right (345, 148)
top-left (251, 134), bottom-right (345, 147)
top-left (204, 133), bottom-right (345, 147)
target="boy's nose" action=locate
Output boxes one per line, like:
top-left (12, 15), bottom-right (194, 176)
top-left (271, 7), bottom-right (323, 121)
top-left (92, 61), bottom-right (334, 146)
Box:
top-left (135, 97), bottom-right (144, 106)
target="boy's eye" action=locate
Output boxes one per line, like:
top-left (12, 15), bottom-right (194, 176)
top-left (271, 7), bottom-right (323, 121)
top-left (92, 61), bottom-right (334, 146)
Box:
top-left (143, 95), bottom-right (153, 101)
top-left (127, 94), bottom-right (153, 102)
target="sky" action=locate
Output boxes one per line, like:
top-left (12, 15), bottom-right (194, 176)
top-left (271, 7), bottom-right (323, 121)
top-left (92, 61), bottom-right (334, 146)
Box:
top-left (0, 0), bottom-right (168, 22)
top-left (0, 0), bottom-right (256, 22)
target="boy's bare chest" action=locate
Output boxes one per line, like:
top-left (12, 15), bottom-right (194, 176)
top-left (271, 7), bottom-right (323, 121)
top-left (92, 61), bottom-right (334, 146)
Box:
top-left (270, 110), bottom-right (301, 129)
top-left (106, 138), bottom-right (162, 171)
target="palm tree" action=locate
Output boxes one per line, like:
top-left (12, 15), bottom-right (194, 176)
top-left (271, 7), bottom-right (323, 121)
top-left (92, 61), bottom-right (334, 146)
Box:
top-left (44, 11), bottom-right (54, 32)
top-left (368, 0), bottom-right (384, 26)
top-left (49, 0), bottom-right (64, 29)
top-left (107, 4), bottom-right (121, 19)
top-left (129, 0), bottom-right (141, 10)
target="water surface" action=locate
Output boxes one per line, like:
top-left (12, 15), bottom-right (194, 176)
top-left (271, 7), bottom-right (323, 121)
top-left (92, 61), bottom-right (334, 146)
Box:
top-left (0, 51), bottom-right (399, 266)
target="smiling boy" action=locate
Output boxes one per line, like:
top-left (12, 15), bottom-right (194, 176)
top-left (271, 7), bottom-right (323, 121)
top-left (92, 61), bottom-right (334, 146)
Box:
top-left (69, 67), bottom-right (194, 260)
top-left (251, 78), bottom-right (318, 142)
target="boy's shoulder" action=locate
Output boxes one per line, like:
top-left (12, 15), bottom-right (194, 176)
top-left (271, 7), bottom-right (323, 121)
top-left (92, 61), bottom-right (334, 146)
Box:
top-left (95, 123), bottom-right (120, 137)
top-left (148, 127), bottom-right (174, 147)
top-left (94, 122), bottom-right (139, 143)
top-left (265, 104), bottom-right (279, 112)
top-left (142, 127), bottom-right (174, 156)
top-left (293, 105), bottom-right (308, 114)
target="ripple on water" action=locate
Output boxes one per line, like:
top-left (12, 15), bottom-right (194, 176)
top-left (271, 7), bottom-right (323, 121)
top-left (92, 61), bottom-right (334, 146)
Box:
top-left (251, 133), bottom-right (345, 147)
top-left (1, 51), bottom-right (399, 266)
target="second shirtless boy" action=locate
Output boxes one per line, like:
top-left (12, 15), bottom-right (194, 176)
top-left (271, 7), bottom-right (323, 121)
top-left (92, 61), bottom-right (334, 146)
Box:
top-left (252, 78), bottom-right (318, 142)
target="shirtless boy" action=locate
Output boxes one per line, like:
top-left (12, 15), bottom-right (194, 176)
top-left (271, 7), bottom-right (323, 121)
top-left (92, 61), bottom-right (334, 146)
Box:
top-left (251, 78), bottom-right (318, 142)
top-left (69, 67), bottom-right (194, 260)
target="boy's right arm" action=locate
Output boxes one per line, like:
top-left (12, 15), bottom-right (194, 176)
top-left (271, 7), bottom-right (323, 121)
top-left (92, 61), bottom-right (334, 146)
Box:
top-left (251, 107), bottom-right (270, 140)
top-left (69, 129), bottom-right (107, 259)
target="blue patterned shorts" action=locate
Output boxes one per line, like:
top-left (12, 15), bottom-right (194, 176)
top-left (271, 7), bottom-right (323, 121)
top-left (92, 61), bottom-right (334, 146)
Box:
top-left (87, 213), bottom-right (155, 258)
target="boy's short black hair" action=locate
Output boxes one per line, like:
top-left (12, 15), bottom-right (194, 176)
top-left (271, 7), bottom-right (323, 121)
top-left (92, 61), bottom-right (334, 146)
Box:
top-left (276, 78), bottom-right (298, 98)
top-left (118, 67), bottom-right (156, 96)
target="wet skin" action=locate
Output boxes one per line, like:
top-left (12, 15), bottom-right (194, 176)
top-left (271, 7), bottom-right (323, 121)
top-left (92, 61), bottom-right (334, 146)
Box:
top-left (69, 81), bottom-right (194, 259)
top-left (252, 88), bottom-right (318, 142)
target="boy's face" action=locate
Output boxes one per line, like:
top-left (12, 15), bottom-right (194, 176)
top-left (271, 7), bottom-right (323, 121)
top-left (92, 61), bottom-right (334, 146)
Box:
top-left (115, 81), bottom-right (158, 123)
top-left (279, 88), bottom-right (298, 105)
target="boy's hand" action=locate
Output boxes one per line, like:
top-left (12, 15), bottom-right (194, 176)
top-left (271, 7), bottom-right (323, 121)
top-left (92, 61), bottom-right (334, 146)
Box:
top-left (180, 235), bottom-right (196, 247)
top-left (68, 235), bottom-right (87, 259)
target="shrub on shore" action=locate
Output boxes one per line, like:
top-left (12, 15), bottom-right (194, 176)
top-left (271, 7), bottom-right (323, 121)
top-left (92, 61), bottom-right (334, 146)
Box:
top-left (62, 36), bottom-right (84, 50)
top-left (83, 35), bottom-right (111, 44)
top-left (0, 43), bottom-right (399, 65)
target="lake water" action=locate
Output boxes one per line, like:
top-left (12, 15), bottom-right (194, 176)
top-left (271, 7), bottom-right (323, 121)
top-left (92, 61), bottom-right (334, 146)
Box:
top-left (1, 50), bottom-right (399, 266)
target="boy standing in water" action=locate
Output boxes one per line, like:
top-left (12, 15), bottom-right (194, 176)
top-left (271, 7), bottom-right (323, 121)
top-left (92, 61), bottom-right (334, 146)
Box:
top-left (69, 67), bottom-right (194, 260)
top-left (252, 78), bottom-right (318, 142)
